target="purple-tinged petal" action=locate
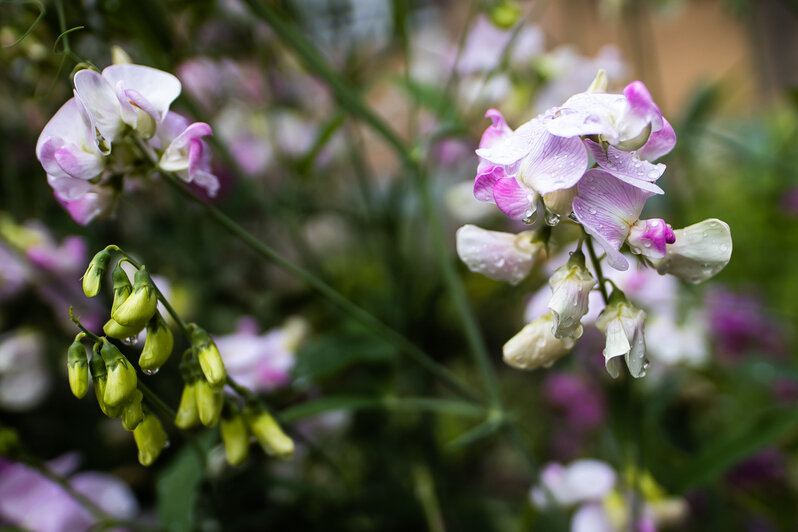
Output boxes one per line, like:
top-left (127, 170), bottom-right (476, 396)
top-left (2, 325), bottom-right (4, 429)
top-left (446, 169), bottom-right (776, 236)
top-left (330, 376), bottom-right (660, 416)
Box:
top-left (54, 145), bottom-right (105, 180)
top-left (546, 92), bottom-right (627, 141)
top-left (627, 218), bottom-right (675, 259)
top-left (586, 139), bottom-right (665, 193)
top-left (112, 79), bottom-right (139, 126)
top-left (47, 175), bottom-right (93, 202)
top-left (637, 117), bottom-right (676, 161)
top-left (36, 98), bottom-right (102, 179)
top-left (479, 109), bottom-right (513, 150)
top-left (124, 88), bottom-right (160, 123)
top-left (573, 170), bottom-right (654, 271)
top-left (623, 81), bottom-right (663, 131)
top-left (73, 69), bottom-right (124, 142)
top-left (517, 129), bottom-right (588, 194)
top-left (473, 165), bottom-right (506, 202)
top-left (57, 188), bottom-right (117, 225)
top-left (476, 117), bottom-right (543, 169)
top-left (102, 64), bottom-right (181, 124)
top-left (572, 503), bottom-right (614, 532)
top-left (494, 178), bottom-right (535, 220)
top-left (159, 122), bottom-right (213, 172)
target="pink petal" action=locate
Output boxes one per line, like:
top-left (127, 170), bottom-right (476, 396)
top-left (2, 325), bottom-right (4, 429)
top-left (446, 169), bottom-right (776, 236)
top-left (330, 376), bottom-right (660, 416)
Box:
top-left (628, 218), bottom-right (675, 258)
top-left (493, 177), bottom-right (535, 220)
top-left (623, 80), bottom-right (663, 131)
top-left (637, 117), bottom-right (676, 161)
top-left (518, 129), bottom-right (588, 194)
top-left (54, 145), bottom-right (104, 180)
top-left (479, 109), bottom-right (513, 150)
top-left (473, 165), bottom-right (505, 202)
top-left (585, 139), bottom-right (665, 193)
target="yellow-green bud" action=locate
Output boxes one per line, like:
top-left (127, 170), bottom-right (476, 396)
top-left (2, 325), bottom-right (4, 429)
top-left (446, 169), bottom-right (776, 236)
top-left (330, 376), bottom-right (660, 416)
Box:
top-left (246, 408), bottom-right (294, 459)
top-left (195, 378), bottom-right (222, 427)
top-left (121, 389), bottom-right (144, 431)
top-left (110, 265), bottom-right (132, 314)
top-left (100, 339), bottom-right (137, 407)
top-left (90, 345), bottom-right (122, 418)
top-left (174, 382), bottom-right (200, 429)
top-left (103, 318), bottom-right (144, 340)
top-left (489, 0), bottom-right (522, 30)
top-left (67, 340), bottom-right (89, 399)
top-left (111, 268), bottom-right (157, 327)
top-left (133, 412), bottom-right (168, 466)
top-left (191, 326), bottom-right (226, 388)
top-left (83, 249), bottom-right (112, 298)
top-left (220, 403), bottom-right (249, 466)
top-left (139, 313), bottom-right (173, 373)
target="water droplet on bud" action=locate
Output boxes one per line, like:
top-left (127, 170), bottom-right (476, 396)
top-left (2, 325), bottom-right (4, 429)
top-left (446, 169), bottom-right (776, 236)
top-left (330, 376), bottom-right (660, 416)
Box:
top-left (122, 336), bottom-right (138, 346)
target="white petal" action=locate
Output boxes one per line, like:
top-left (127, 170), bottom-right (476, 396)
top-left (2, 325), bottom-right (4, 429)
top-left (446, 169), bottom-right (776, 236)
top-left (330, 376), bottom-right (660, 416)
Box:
top-left (502, 314), bottom-right (575, 370)
top-left (563, 460), bottom-right (617, 502)
top-left (73, 69), bottom-right (124, 142)
top-left (102, 64), bottom-right (181, 124)
top-left (652, 218), bottom-right (732, 283)
top-left (455, 225), bottom-right (541, 285)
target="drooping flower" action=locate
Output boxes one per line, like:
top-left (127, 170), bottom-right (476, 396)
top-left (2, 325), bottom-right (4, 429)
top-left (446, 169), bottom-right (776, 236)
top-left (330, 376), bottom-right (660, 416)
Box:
top-left (503, 313), bottom-right (577, 370)
top-left (455, 225), bottom-right (543, 285)
top-left (595, 289), bottom-right (647, 378)
top-left (152, 112), bottom-right (219, 196)
top-left (649, 218), bottom-right (732, 283)
top-left (547, 251), bottom-right (596, 339)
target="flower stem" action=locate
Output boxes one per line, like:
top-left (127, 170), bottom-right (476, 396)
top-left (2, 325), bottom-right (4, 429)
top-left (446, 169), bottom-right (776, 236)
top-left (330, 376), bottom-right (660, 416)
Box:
top-left (585, 235), bottom-right (610, 304)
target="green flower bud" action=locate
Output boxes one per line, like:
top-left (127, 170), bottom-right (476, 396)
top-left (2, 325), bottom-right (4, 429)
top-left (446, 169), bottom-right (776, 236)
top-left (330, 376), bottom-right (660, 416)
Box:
top-left (110, 265), bottom-right (133, 315)
top-left (133, 412), bottom-right (168, 466)
top-left (90, 345), bottom-right (122, 418)
top-left (121, 389), bottom-right (144, 431)
top-left (191, 326), bottom-right (226, 388)
top-left (220, 403), bottom-right (249, 466)
top-left (67, 340), bottom-right (89, 399)
top-left (103, 318), bottom-right (144, 340)
top-left (246, 408), bottom-right (294, 459)
top-left (111, 268), bottom-right (157, 327)
top-left (100, 339), bottom-right (137, 407)
top-left (83, 249), bottom-right (112, 297)
top-left (139, 313), bottom-right (173, 373)
top-left (175, 382), bottom-right (200, 429)
top-left (489, 0), bottom-right (522, 30)
top-left (195, 378), bottom-right (222, 427)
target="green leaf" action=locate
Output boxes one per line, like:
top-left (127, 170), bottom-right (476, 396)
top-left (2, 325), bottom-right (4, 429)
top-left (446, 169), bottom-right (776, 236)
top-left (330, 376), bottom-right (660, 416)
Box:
top-left (672, 406), bottom-right (798, 493)
top-left (292, 332), bottom-right (398, 384)
top-left (156, 432), bottom-right (215, 532)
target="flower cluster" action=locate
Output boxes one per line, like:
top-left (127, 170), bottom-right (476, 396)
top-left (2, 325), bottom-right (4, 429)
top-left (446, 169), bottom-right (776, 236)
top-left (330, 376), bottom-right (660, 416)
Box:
top-left (457, 72), bottom-right (732, 378)
top-left (69, 245), bottom-right (295, 467)
top-left (35, 57), bottom-right (218, 225)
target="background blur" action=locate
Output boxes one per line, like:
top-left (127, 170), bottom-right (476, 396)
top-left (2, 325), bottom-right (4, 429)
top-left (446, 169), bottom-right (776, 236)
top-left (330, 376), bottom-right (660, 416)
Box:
top-left (1, 0), bottom-right (798, 530)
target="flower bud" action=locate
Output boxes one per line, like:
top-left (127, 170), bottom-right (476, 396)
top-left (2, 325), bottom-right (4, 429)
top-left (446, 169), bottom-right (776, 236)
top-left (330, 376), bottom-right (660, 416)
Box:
top-left (543, 187), bottom-right (577, 217)
top-left (175, 381), bottom-right (200, 429)
top-left (121, 389), bottom-right (144, 431)
top-left (488, 0), bottom-right (522, 29)
top-left (139, 313), bottom-right (173, 373)
top-left (110, 264), bottom-right (132, 314)
top-left (100, 339), bottom-right (137, 407)
top-left (455, 225), bottom-right (543, 285)
top-left (133, 411), bottom-right (168, 466)
top-left (67, 340), bottom-right (89, 399)
top-left (503, 313), bottom-right (576, 370)
top-left (547, 251), bottom-right (595, 339)
top-left (83, 249), bottom-right (112, 297)
top-left (649, 218), bottom-right (732, 284)
top-left (246, 408), bottom-right (294, 459)
top-left (627, 218), bottom-right (675, 260)
top-left (191, 326), bottom-right (226, 388)
top-left (103, 318), bottom-right (144, 340)
top-left (221, 403), bottom-right (249, 466)
top-left (195, 377), bottom-right (222, 427)
top-left (111, 268), bottom-right (157, 327)
top-left (586, 69), bottom-right (608, 93)
top-left (90, 345), bottom-right (122, 418)
top-left (595, 289), bottom-right (647, 378)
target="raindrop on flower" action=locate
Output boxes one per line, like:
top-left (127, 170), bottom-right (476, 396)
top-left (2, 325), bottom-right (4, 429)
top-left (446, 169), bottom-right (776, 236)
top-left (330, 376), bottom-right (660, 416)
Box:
top-left (123, 336), bottom-right (138, 346)
top-left (142, 368), bottom-right (159, 376)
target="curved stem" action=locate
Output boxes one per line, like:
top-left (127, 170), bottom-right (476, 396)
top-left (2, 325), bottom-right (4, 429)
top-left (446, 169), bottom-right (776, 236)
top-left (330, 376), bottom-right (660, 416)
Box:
top-left (585, 235), bottom-right (610, 305)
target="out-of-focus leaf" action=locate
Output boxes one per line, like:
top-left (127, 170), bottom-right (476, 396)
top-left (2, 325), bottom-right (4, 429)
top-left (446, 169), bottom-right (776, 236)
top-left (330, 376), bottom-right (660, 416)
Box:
top-left (393, 76), bottom-right (465, 132)
top-left (293, 331), bottom-right (398, 384)
top-left (156, 432), bottom-right (215, 532)
top-left (672, 406), bottom-right (798, 493)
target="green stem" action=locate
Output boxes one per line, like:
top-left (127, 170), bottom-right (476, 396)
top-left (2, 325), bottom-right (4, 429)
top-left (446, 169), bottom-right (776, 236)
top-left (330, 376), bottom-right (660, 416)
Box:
top-left (585, 236), bottom-right (610, 304)
top-left (241, 0), bottom-right (501, 408)
top-left (279, 395), bottom-right (486, 423)
top-left (163, 174), bottom-right (479, 401)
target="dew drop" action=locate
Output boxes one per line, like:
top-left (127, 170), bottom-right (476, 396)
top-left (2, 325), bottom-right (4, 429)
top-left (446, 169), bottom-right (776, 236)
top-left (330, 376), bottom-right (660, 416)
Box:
top-left (163, 440), bottom-right (171, 449)
top-left (122, 336), bottom-right (138, 346)
top-left (545, 211), bottom-right (561, 226)
top-left (142, 368), bottom-right (159, 376)
top-left (647, 170), bottom-right (659, 179)
top-left (496, 258), bottom-right (506, 268)
top-left (589, 208), bottom-right (597, 215)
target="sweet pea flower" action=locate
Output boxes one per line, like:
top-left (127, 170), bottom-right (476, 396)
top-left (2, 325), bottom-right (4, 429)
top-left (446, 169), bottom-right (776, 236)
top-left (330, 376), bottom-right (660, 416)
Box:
top-left (455, 225), bottom-right (543, 285)
top-left (0, 454), bottom-right (138, 532)
top-left (530, 459), bottom-right (616, 509)
top-left (35, 98), bottom-right (105, 202)
top-left (547, 251), bottom-right (595, 339)
top-left (595, 290), bottom-right (647, 378)
top-left (475, 111), bottom-right (589, 220)
top-left (153, 112), bottom-right (219, 196)
top-left (73, 64), bottom-right (181, 141)
top-left (214, 316), bottom-right (308, 393)
top-left (0, 329), bottom-right (49, 411)
top-left (649, 218), bottom-right (732, 283)
top-left (573, 169), bottom-right (673, 271)
top-left (503, 313), bottom-right (576, 370)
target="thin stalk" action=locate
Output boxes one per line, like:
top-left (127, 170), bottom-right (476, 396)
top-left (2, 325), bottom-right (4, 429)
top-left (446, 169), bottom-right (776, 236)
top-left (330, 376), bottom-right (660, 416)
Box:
top-left (163, 174), bottom-right (479, 401)
top-left (279, 395), bottom-right (486, 423)
top-left (585, 236), bottom-right (609, 304)
top-left (240, 0), bottom-right (501, 407)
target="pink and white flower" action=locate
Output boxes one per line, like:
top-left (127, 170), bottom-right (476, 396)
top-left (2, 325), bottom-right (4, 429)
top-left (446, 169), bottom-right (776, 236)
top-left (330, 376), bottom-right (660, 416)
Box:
top-left (153, 112), bottom-right (219, 196)
top-left (455, 225), bottom-right (543, 285)
top-left (649, 218), bottom-right (732, 283)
